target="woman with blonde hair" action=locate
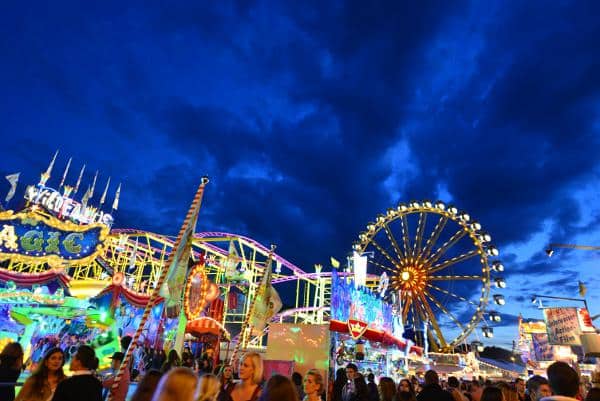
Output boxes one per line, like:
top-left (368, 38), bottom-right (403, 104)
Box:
top-left (303, 369), bottom-right (324, 401)
top-left (151, 367), bottom-right (199, 401)
top-left (228, 352), bottom-right (263, 401)
top-left (16, 347), bottom-right (66, 401)
top-left (198, 374), bottom-right (221, 401)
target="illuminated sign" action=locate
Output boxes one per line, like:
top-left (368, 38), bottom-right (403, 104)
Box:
top-left (24, 185), bottom-right (114, 227)
top-left (331, 269), bottom-right (393, 332)
top-left (0, 210), bottom-right (108, 264)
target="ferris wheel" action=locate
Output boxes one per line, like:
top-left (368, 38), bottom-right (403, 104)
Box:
top-left (353, 200), bottom-right (506, 352)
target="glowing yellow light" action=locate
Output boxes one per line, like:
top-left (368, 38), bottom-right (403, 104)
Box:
top-left (401, 271), bottom-right (410, 281)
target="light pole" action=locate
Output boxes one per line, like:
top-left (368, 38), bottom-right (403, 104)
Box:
top-left (545, 243), bottom-right (600, 257)
top-left (531, 294), bottom-right (589, 312)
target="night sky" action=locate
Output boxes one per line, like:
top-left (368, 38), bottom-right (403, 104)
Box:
top-left (1, 2), bottom-right (600, 349)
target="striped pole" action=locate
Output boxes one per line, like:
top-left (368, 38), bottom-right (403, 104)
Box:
top-left (108, 177), bottom-right (209, 400)
top-left (228, 245), bottom-right (275, 367)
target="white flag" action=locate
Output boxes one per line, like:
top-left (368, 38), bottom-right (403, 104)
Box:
top-left (5, 173), bottom-right (20, 203)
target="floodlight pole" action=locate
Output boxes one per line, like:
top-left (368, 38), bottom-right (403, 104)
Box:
top-left (531, 294), bottom-right (588, 311)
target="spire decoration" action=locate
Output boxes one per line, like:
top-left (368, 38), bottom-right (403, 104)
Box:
top-left (112, 183), bottom-right (121, 210)
top-left (59, 157), bottom-right (72, 188)
top-left (90, 171), bottom-right (98, 199)
top-left (40, 150), bottom-right (59, 186)
top-left (100, 177), bottom-right (110, 206)
top-left (74, 164), bottom-right (86, 194)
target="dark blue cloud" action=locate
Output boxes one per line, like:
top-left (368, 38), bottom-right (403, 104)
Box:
top-left (1, 0), bottom-right (599, 348)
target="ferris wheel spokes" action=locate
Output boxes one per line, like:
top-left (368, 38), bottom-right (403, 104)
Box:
top-left (383, 223), bottom-right (405, 261)
top-left (424, 228), bottom-right (468, 266)
top-left (413, 212), bottom-right (427, 259)
top-left (428, 249), bottom-right (479, 274)
top-left (420, 215), bottom-right (448, 260)
top-left (370, 238), bottom-right (399, 269)
top-left (399, 215), bottom-right (411, 260)
top-left (426, 283), bottom-right (477, 305)
top-left (430, 275), bottom-right (483, 281)
top-left (424, 291), bottom-right (467, 333)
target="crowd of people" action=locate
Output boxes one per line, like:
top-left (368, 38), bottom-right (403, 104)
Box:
top-left (331, 361), bottom-right (599, 401)
top-left (0, 340), bottom-right (324, 401)
top-left (1, 339), bottom-right (599, 401)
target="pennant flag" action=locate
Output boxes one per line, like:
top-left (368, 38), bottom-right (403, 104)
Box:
top-left (224, 240), bottom-right (241, 280)
top-left (249, 262), bottom-right (283, 335)
top-left (128, 239), bottom-right (138, 271)
top-left (5, 173), bottom-right (20, 203)
top-left (160, 237), bottom-right (193, 318)
top-left (330, 256), bottom-right (340, 268)
top-left (112, 183), bottom-right (121, 210)
top-left (579, 281), bottom-right (587, 297)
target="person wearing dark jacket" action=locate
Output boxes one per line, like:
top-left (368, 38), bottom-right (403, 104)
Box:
top-left (51, 345), bottom-right (102, 401)
top-left (0, 342), bottom-right (24, 401)
top-left (366, 373), bottom-right (378, 401)
top-left (416, 370), bottom-right (454, 401)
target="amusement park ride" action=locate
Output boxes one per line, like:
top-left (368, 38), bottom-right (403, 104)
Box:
top-left (0, 153), bottom-right (508, 370)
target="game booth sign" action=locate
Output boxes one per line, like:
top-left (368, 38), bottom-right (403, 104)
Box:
top-left (517, 311), bottom-right (599, 379)
top-left (329, 269), bottom-right (422, 377)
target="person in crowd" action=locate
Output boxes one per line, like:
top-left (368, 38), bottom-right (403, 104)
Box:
top-left (398, 378), bottom-right (418, 401)
top-left (182, 348), bottom-right (195, 369)
top-left (198, 374), bottom-right (221, 401)
top-left (497, 382), bottom-right (518, 401)
top-left (376, 376), bottom-right (396, 401)
top-left (481, 387), bottom-right (504, 401)
top-left (161, 350), bottom-right (181, 373)
top-left (342, 363), bottom-right (367, 401)
top-left (541, 361), bottom-right (581, 401)
top-left (416, 370), bottom-right (454, 401)
top-left (153, 349), bottom-right (166, 370)
top-left (303, 369), bottom-right (324, 401)
top-left (130, 370), bottom-right (163, 401)
top-left (16, 347), bottom-right (66, 401)
top-left (448, 377), bottom-right (468, 401)
top-left (333, 368), bottom-right (348, 401)
top-left (293, 372), bottom-right (305, 399)
top-left (526, 376), bottom-right (552, 401)
top-left (51, 345), bottom-right (102, 401)
top-left (102, 351), bottom-right (130, 401)
top-left (585, 388), bottom-right (600, 401)
top-left (228, 352), bottom-right (263, 401)
top-left (411, 377), bottom-right (421, 396)
top-left (0, 342), bottom-right (24, 401)
top-left (515, 379), bottom-right (526, 401)
top-left (258, 374), bottom-right (299, 401)
top-left (217, 365), bottom-right (235, 401)
top-left (471, 380), bottom-right (484, 401)
top-left (367, 373), bottom-right (378, 401)
top-left (150, 367), bottom-right (199, 401)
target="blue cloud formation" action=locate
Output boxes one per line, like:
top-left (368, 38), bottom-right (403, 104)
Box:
top-left (1, 1), bottom-right (599, 348)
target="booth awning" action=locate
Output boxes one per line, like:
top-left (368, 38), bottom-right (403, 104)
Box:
top-left (0, 267), bottom-right (70, 287)
top-left (95, 283), bottom-right (162, 308)
top-left (329, 319), bottom-right (423, 356)
top-left (186, 317), bottom-right (230, 340)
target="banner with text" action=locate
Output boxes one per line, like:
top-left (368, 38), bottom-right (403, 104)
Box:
top-left (543, 307), bottom-right (582, 345)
